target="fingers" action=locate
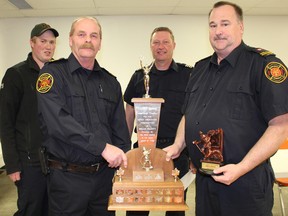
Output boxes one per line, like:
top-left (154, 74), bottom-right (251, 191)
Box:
top-left (106, 149), bottom-right (128, 168)
top-left (166, 152), bottom-right (172, 161)
top-left (122, 153), bottom-right (128, 168)
top-left (8, 172), bottom-right (21, 182)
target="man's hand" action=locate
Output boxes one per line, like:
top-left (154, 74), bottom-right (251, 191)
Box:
top-left (101, 143), bottom-right (128, 168)
top-left (212, 164), bottom-right (245, 185)
top-left (163, 144), bottom-right (183, 161)
top-left (8, 172), bottom-right (21, 182)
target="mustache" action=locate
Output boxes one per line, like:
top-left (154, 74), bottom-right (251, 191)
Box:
top-left (214, 36), bottom-right (226, 40)
top-left (80, 43), bottom-right (95, 50)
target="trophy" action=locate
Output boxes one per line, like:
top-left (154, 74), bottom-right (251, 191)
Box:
top-left (193, 128), bottom-right (224, 175)
top-left (108, 60), bottom-right (188, 211)
top-left (140, 60), bottom-right (153, 98)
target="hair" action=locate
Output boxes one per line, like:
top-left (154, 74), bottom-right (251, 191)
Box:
top-left (150, 27), bottom-right (175, 43)
top-left (69, 16), bottom-right (102, 39)
top-left (209, 1), bottom-right (243, 22)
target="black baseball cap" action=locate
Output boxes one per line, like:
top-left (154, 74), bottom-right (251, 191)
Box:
top-left (31, 23), bottom-right (59, 38)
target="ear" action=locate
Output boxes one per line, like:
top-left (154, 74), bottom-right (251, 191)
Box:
top-left (69, 36), bottom-right (72, 47)
top-left (239, 21), bottom-right (244, 34)
top-left (30, 39), bottom-right (34, 48)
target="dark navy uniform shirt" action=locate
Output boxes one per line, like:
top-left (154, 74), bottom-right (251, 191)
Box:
top-left (183, 42), bottom-right (288, 168)
top-left (124, 60), bottom-right (192, 140)
top-left (37, 53), bottom-right (130, 165)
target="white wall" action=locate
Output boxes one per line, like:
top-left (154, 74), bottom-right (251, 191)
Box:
top-left (0, 15), bottom-right (287, 174)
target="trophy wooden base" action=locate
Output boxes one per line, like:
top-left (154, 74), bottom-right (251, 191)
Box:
top-left (108, 148), bottom-right (188, 211)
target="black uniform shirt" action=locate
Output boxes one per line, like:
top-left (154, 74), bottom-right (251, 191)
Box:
top-left (183, 42), bottom-right (288, 168)
top-left (124, 60), bottom-right (192, 139)
top-left (37, 53), bottom-right (130, 165)
top-left (0, 53), bottom-right (42, 174)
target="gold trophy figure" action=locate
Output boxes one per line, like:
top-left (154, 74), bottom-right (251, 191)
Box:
top-left (140, 60), bottom-right (153, 98)
top-left (141, 147), bottom-right (153, 171)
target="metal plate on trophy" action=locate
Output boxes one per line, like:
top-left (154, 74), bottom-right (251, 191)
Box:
top-left (193, 128), bottom-right (224, 175)
top-left (132, 98), bottom-right (164, 149)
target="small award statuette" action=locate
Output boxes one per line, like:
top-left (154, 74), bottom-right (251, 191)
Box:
top-left (141, 147), bottom-right (153, 171)
top-left (172, 168), bottom-right (180, 182)
top-left (116, 167), bottom-right (125, 182)
top-left (193, 128), bottom-right (224, 175)
top-left (140, 60), bottom-right (153, 98)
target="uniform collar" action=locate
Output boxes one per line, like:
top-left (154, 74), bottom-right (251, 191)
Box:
top-left (27, 52), bottom-right (41, 72)
top-left (150, 59), bottom-right (179, 74)
top-left (68, 53), bottom-right (102, 74)
top-left (210, 41), bottom-right (246, 68)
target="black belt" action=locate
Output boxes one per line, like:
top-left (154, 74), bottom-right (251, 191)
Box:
top-left (48, 159), bottom-right (104, 173)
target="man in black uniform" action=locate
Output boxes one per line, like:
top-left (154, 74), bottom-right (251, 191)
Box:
top-left (164, 1), bottom-right (288, 216)
top-left (124, 27), bottom-right (192, 216)
top-left (36, 17), bottom-right (130, 216)
top-left (0, 23), bottom-right (59, 216)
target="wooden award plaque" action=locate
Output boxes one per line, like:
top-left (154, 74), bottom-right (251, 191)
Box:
top-left (108, 98), bottom-right (188, 211)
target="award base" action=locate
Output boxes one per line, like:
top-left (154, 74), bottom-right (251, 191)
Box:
top-left (199, 161), bottom-right (222, 176)
top-left (108, 148), bottom-right (188, 211)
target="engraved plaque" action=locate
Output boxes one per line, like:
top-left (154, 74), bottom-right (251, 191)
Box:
top-left (132, 98), bottom-right (164, 149)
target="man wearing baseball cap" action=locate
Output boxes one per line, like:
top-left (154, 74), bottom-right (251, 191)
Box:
top-left (0, 23), bottom-right (59, 216)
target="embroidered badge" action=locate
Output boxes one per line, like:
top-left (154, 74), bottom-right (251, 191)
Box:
top-left (264, 62), bottom-right (287, 83)
top-left (36, 73), bottom-right (54, 93)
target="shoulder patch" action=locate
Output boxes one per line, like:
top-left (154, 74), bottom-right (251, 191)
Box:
top-left (251, 47), bottom-right (275, 57)
top-left (36, 73), bottom-right (54, 93)
top-left (264, 62), bottom-right (287, 83)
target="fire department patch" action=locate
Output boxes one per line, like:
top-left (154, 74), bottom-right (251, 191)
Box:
top-left (36, 73), bottom-right (54, 93)
top-left (264, 62), bottom-right (287, 83)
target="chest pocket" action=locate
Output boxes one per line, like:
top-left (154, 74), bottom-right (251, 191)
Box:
top-left (226, 82), bottom-right (256, 121)
top-left (183, 84), bottom-right (200, 112)
top-left (97, 85), bottom-right (118, 122)
top-left (66, 87), bottom-right (86, 123)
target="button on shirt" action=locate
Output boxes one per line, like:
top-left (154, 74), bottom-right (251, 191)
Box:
top-left (184, 42), bottom-right (288, 168)
top-left (37, 53), bottom-right (130, 165)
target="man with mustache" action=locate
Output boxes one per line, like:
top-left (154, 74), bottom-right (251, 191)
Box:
top-left (0, 23), bottom-right (59, 216)
top-left (164, 1), bottom-right (288, 216)
top-left (36, 17), bottom-right (130, 215)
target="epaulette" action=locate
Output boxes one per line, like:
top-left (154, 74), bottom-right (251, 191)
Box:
top-left (45, 58), bottom-right (66, 65)
top-left (101, 67), bottom-right (116, 78)
top-left (177, 62), bottom-right (193, 68)
top-left (249, 47), bottom-right (275, 57)
top-left (195, 56), bottom-right (212, 66)
top-left (135, 68), bottom-right (144, 73)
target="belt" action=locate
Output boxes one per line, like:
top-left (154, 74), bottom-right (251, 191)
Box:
top-left (48, 159), bottom-right (103, 173)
